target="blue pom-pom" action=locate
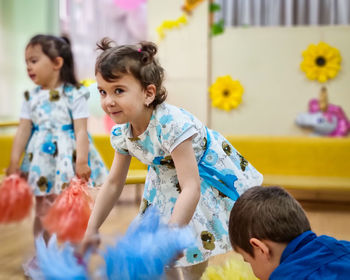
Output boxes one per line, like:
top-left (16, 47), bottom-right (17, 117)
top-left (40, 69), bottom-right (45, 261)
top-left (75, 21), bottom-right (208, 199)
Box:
top-left (29, 235), bottom-right (89, 280)
top-left (103, 206), bottom-right (196, 280)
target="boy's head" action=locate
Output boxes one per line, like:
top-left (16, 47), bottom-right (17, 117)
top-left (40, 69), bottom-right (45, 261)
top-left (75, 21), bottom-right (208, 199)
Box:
top-left (229, 186), bottom-right (311, 280)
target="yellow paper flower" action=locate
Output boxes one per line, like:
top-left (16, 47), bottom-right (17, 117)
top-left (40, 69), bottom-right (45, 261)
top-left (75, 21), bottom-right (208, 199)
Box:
top-left (182, 0), bottom-right (205, 13)
top-left (300, 42), bottom-right (341, 83)
top-left (80, 79), bottom-right (96, 87)
top-left (209, 75), bottom-right (244, 111)
top-left (156, 14), bottom-right (188, 40)
top-left (201, 253), bottom-right (258, 280)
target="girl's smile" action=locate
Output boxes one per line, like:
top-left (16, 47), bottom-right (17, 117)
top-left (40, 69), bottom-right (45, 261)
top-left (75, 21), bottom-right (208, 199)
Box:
top-left (96, 72), bottom-right (155, 136)
top-left (28, 73), bottom-right (36, 80)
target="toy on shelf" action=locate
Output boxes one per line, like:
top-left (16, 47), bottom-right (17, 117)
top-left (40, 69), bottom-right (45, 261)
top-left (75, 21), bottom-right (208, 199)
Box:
top-left (0, 174), bottom-right (33, 223)
top-left (295, 87), bottom-right (350, 137)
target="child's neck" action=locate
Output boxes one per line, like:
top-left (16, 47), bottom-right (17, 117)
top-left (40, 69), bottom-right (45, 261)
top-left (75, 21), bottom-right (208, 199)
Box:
top-left (41, 76), bottom-right (62, 90)
top-left (131, 108), bottom-right (153, 137)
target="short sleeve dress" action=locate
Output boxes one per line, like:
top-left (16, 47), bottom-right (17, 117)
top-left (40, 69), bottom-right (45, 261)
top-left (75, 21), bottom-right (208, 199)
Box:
top-left (20, 84), bottom-right (108, 196)
top-left (110, 103), bottom-right (263, 267)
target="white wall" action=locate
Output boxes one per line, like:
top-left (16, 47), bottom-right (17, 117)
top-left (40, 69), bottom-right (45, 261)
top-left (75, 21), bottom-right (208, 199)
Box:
top-left (211, 26), bottom-right (350, 135)
top-left (0, 0), bottom-right (59, 121)
top-left (148, 1), bottom-right (350, 136)
top-left (147, 0), bottom-right (209, 124)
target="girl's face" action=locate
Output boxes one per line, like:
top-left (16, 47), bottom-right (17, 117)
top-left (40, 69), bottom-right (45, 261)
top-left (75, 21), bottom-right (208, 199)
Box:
top-left (25, 44), bottom-right (61, 89)
top-left (96, 72), bottom-right (155, 127)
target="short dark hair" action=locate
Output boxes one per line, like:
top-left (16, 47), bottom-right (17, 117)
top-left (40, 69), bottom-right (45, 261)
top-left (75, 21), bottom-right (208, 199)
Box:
top-left (95, 38), bottom-right (167, 108)
top-left (229, 186), bottom-right (311, 256)
top-left (27, 34), bottom-right (79, 87)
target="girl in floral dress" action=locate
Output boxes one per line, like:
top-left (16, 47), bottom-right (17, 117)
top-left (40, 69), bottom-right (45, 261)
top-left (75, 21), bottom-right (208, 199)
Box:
top-left (6, 34), bottom-right (108, 275)
top-left (82, 39), bottom-right (263, 279)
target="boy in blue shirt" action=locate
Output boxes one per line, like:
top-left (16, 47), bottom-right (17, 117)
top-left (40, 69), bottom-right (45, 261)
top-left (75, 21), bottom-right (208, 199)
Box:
top-left (229, 186), bottom-right (350, 280)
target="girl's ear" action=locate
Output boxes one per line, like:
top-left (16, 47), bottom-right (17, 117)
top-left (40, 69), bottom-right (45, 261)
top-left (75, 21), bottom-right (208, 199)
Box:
top-left (144, 84), bottom-right (156, 107)
top-left (250, 238), bottom-right (270, 259)
top-left (53, 56), bottom-right (64, 70)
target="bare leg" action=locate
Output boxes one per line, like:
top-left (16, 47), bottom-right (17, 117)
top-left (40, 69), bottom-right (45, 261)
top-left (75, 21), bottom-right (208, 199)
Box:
top-left (34, 194), bottom-right (57, 243)
top-left (23, 194), bottom-right (57, 276)
top-left (181, 260), bottom-right (208, 280)
top-left (165, 267), bottom-right (183, 280)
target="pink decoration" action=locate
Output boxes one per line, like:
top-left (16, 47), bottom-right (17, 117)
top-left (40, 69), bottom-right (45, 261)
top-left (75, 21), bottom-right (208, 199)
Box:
top-left (104, 114), bottom-right (115, 134)
top-left (113, 0), bottom-right (146, 11)
top-left (308, 99), bottom-right (350, 137)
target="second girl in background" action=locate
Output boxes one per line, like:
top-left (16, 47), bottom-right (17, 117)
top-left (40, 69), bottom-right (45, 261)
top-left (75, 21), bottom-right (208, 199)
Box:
top-left (7, 34), bottom-right (108, 275)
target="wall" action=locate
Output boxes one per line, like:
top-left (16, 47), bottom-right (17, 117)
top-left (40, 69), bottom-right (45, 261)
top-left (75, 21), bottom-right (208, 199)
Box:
top-left (211, 26), bottom-right (350, 135)
top-left (148, 1), bottom-right (350, 136)
top-left (2, 1), bottom-right (349, 137)
top-left (0, 0), bottom-right (59, 120)
top-left (147, 0), bottom-right (209, 125)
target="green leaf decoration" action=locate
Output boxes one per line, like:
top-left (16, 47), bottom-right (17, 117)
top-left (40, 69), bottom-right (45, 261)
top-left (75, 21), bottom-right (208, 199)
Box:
top-left (210, 3), bottom-right (221, 12)
top-left (211, 19), bottom-right (225, 36)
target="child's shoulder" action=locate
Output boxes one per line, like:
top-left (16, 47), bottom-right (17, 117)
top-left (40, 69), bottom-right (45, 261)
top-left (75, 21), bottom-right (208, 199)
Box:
top-left (153, 103), bottom-right (198, 124)
top-left (109, 123), bottom-right (130, 153)
top-left (63, 84), bottom-right (90, 102)
top-left (152, 103), bottom-right (203, 141)
top-left (110, 123), bottom-right (130, 138)
top-left (23, 86), bottom-right (41, 101)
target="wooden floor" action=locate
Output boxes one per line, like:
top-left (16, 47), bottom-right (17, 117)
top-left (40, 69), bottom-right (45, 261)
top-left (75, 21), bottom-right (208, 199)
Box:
top-left (1, 185), bottom-right (350, 279)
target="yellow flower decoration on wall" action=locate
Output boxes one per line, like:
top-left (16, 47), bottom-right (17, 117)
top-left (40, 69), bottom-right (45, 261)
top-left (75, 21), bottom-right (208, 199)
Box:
top-left (156, 15), bottom-right (188, 40)
top-left (300, 42), bottom-right (341, 83)
top-left (80, 79), bottom-right (96, 87)
top-left (209, 75), bottom-right (244, 111)
top-left (182, 0), bottom-right (205, 13)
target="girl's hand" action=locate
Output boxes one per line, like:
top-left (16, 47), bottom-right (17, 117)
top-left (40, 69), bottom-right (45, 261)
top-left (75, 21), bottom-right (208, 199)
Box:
top-left (6, 164), bottom-right (20, 176)
top-left (76, 231), bottom-right (100, 258)
top-left (76, 162), bottom-right (91, 181)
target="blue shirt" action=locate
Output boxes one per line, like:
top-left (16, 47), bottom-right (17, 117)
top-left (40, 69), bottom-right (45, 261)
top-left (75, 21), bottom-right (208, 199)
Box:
top-left (270, 230), bottom-right (350, 279)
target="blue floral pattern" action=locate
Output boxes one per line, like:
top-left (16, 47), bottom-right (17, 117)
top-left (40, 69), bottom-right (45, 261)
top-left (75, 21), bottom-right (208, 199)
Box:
top-left (20, 84), bottom-right (108, 196)
top-left (110, 103), bottom-right (263, 267)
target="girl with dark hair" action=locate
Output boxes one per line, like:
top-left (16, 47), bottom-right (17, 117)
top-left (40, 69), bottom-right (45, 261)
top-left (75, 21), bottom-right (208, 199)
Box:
top-left (6, 34), bottom-right (108, 275)
top-left (81, 38), bottom-right (263, 279)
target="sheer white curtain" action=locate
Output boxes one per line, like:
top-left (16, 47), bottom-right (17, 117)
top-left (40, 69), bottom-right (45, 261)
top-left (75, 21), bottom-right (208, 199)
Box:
top-left (60, 0), bottom-right (147, 80)
top-left (214, 0), bottom-right (350, 27)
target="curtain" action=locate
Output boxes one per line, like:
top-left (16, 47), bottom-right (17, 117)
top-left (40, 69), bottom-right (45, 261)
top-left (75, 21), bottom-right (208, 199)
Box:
top-left (214, 0), bottom-right (350, 27)
top-left (60, 0), bottom-right (147, 80)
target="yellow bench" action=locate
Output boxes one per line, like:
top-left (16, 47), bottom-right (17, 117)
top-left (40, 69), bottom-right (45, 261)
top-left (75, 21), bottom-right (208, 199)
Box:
top-left (0, 135), bottom-right (148, 182)
top-left (227, 136), bottom-right (350, 201)
top-left (1, 134), bottom-right (350, 201)
top-left (92, 135), bottom-right (148, 185)
top-left (0, 134), bottom-right (148, 202)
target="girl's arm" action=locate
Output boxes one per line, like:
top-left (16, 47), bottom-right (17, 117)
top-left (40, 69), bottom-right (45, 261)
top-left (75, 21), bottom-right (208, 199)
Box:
top-left (84, 151), bottom-right (131, 236)
top-left (169, 137), bottom-right (201, 226)
top-left (73, 118), bottom-right (91, 181)
top-left (7, 119), bottom-right (32, 175)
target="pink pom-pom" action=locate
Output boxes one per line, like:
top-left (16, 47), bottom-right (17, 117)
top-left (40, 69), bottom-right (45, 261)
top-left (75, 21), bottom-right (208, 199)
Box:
top-left (42, 178), bottom-right (93, 243)
top-left (0, 174), bottom-right (33, 223)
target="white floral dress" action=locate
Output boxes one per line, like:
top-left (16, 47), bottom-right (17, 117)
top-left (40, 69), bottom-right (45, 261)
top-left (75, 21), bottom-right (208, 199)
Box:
top-left (20, 84), bottom-right (108, 196)
top-left (110, 103), bottom-right (263, 267)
